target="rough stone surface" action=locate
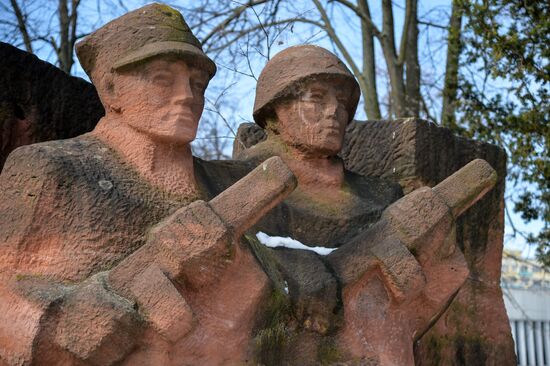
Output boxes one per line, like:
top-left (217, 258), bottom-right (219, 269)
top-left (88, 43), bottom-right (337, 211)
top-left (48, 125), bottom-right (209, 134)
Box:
top-left (235, 118), bottom-right (514, 365)
top-left (233, 43), bottom-right (500, 362)
top-left (328, 219), bottom-right (426, 302)
top-left (0, 25), bottom-right (512, 364)
top-left (209, 156), bottom-right (297, 237)
top-left (269, 248), bottom-right (339, 334)
top-left (128, 263), bottom-right (194, 343)
top-left (53, 273), bottom-right (142, 366)
top-left (0, 136), bottom-right (200, 281)
top-left (1, 7), bottom-right (297, 364)
top-left (340, 119), bottom-right (514, 366)
top-left (233, 123), bottom-right (267, 157)
top-left (0, 42), bottom-right (103, 170)
top-left (0, 276), bottom-right (66, 365)
top-left (252, 45), bottom-right (360, 128)
top-left (0, 134), bottom-right (261, 365)
top-left (328, 167), bottom-right (495, 365)
top-left (235, 135), bottom-right (403, 248)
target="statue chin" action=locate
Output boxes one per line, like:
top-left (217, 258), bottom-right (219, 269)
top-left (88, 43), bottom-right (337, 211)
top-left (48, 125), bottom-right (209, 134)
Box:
top-left (130, 123), bottom-right (198, 146)
top-left (297, 144), bottom-right (341, 158)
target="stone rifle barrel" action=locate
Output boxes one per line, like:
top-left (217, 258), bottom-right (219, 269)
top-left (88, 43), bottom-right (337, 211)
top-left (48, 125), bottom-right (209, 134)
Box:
top-left (432, 158), bottom-right (497, 217)
top-left (209, 156), bottom-right (297, 238)
top-left (104, 157), bottom-right (297, 344)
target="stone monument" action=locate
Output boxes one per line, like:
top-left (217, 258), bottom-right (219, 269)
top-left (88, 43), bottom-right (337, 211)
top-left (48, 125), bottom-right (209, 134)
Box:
top-left (0, 5), bottom-right (512, 366)
top-left (0, 41), bottom-right (104, 168)
top-left (0, 4), bottom-right (296, 365)
top-left (233, 45), bottom-right (503, 365)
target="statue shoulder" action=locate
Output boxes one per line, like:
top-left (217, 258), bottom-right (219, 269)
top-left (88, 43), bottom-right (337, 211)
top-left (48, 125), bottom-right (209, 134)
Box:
top-left (234, 140), bottom-right (282, 166)
top-left (0, 137), bottom-right (96, 257)
top-left (1, 135), bottom-right (101, 180)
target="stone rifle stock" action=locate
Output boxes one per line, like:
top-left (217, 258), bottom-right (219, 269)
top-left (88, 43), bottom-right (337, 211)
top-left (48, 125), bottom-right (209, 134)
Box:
top-left (107, 156), bottom-right (296, 342)
top-left (432, 158), bottom-right (498, 218)
top-left (328, 159), bottom-right (497, 301)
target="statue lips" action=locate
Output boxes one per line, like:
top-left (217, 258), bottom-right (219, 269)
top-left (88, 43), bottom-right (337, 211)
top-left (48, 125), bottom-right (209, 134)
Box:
top-left (321, 121), bottom-right (344, 137)
top-left (164, 110), bottom-right (195, 125)
top-left (158, 109), bottom-right (198, 141)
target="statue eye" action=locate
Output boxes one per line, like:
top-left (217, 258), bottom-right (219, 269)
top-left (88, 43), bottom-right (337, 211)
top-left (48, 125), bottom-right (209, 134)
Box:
top-left (337, 96), bottom-right (348, 104)
top-left (151, 71), bottom-right (173, 86)
top-left (304, 92), bottom-right (324, 101)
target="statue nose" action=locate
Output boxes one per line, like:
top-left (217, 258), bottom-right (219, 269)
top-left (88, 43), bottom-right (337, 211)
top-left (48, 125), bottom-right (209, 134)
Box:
top-left (173, 78), bottom-right (194, 104)
top-left (323, 96), bottom-right (339, 117)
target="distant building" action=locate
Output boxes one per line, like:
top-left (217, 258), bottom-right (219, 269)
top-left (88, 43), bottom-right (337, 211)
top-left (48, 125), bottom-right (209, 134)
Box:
top-left (502, 250), bottom-right (550, 290)
top-left (502, 250), bottom-right (550, 366)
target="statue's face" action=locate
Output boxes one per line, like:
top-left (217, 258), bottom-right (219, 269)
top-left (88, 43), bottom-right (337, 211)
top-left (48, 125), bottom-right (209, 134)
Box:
top-left (112, 57), bottom-right (209, 144)
top-left (273, 78), bottom-right (351, 156)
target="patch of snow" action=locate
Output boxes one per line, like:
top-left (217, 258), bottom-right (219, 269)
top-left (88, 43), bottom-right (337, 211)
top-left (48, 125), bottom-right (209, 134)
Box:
top-left (256, 231), bottom-right (337, 256)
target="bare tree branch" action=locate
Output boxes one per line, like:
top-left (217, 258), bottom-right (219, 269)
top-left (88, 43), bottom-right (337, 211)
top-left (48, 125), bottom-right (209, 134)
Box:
top-left (397, 0), bottom-right (413, 66)
top-left (9, 0), bottom-right (33, 53)
top-left (332, 0), bottom-right (381, 38)
top-left (358, 0), bottom-right (381, 119)
top-left (418, 20), bottom-right (447, 29)
top-left (311, 0), bottom-right (363, 87)
top-left (202, 0), bottom-right (270, 46)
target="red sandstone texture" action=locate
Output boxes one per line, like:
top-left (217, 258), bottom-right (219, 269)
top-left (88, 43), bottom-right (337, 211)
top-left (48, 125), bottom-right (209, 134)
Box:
top-left (0, 5), bottom-right (513, 364)
top-left (236, 118), bottom-right (515, 365)
top-left (231, 45), bottom-right (508, 365)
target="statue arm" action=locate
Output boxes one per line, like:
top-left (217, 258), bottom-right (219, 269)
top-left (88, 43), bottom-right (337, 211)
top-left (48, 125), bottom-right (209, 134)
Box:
top-left (0, 144), bottom-right (66, 274)
top-left (0, 272), bottom-right (143, 366)
top-left (329, 159), bottom-right (497, 303)
top-left (106, 157), bottom-right (296, 342)
top-left (0, 154), bottom-right (296, 363)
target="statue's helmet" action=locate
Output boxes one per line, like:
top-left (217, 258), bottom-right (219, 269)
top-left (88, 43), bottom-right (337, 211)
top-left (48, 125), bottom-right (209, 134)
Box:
top-left (75, 3), bottom-right (216, 87)
top-left (253, 45), bottom-right (360, 128)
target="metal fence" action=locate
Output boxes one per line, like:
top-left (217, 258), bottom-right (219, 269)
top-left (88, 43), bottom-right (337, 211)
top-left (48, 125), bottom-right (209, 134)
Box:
top-left (511, 320), bottom-right (550, 366)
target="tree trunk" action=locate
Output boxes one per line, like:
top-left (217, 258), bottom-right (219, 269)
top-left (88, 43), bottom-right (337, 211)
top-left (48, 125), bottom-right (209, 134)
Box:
top-left (58, 0), bottom-right (71, 73)
top-left (9, 0), bottom-right (33, 53)
top-left (380, 0), bottom-right (406, 118)
top-left (358, 0), bottom-right (381, 119)
top-left (441, 0), bottom-right (463, 129)
top-left (405, 0), bottom-right (420, 117)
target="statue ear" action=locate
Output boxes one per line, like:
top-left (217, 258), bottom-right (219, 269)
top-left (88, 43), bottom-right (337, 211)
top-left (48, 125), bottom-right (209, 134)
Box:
top-left (264, 116), bottom-right (279, 135)
top-left (99, 73), bottom-right (122, 114)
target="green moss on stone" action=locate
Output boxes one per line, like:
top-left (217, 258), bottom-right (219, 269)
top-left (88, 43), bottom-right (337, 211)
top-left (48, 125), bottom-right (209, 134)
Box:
top-left (421, 334), bottom-right (445, 366)
top-left (419, 333), bottom-right (488, 366)
top-left (318, 338), bottom-right (343, 365)
top-left (253, 288), bottom-right (295, 365)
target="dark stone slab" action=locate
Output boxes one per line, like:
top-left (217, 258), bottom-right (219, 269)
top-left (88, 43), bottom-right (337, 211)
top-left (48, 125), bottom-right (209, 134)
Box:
top-left (0, 42), bottom-right (104, 170)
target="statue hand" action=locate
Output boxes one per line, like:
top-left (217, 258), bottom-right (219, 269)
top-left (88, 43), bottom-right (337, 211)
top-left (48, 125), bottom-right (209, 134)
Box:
top-left (53, 273), bottom-right (143, 365)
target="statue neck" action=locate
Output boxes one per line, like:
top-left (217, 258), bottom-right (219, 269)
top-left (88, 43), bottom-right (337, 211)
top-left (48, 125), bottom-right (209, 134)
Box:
top-left (91, 117), bottom-right (199, 198)
top-left (265, 136), bottom-right (345, 193)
